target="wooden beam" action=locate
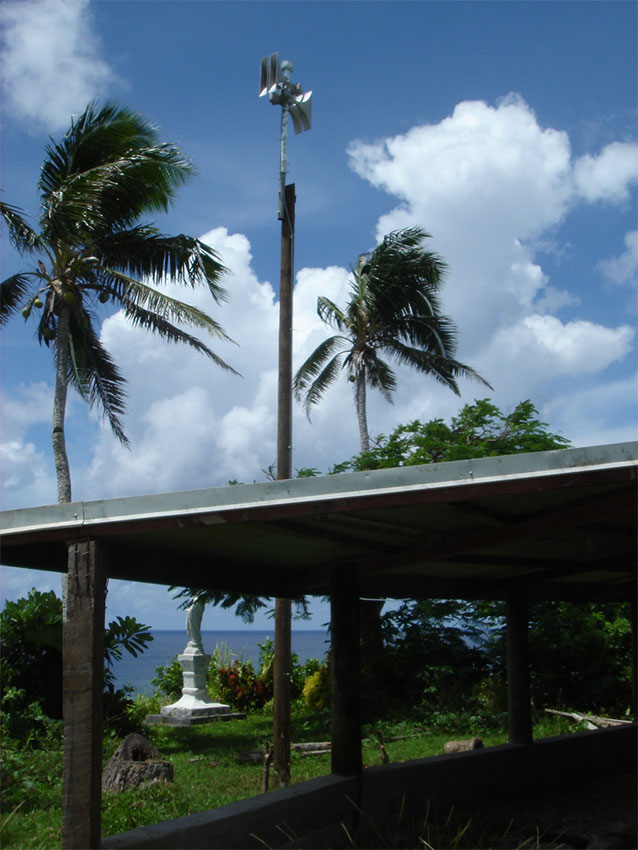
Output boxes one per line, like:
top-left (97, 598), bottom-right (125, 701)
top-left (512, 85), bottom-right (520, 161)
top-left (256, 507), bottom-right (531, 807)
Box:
top-left (62, 540), bottom-right (107, 850)
top-left (330, 565), bottom-right (362, 777)
top-left (506, 590), bottom-right (532, 746)
top-left (355, 488), bottom-right (636, 582)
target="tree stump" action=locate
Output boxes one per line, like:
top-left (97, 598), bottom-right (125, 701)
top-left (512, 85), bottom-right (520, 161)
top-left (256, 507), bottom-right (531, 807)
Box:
top-left (102, 733), bottom-right (174, 793)
top-left (444, 736), bottom-right (484, 754)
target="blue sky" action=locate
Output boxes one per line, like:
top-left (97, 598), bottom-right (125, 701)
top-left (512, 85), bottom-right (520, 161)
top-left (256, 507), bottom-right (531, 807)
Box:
top-left (1, 0), bottom-right (636, 631)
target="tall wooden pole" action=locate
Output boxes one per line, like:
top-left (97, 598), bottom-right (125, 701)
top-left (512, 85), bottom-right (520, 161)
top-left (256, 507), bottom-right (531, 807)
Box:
top-left (62, 540), bottom-right (107, 849)
top-left (273, 183), bottom-right (295, 787)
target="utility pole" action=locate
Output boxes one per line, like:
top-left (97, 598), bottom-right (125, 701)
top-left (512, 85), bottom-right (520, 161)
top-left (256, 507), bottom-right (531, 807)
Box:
top-left (260, 53), bottom-right (312, 787)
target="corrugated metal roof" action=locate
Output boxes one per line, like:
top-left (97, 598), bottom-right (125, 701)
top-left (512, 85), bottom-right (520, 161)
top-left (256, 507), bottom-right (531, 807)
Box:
top-left (1, 442), bottom-right (636, 601)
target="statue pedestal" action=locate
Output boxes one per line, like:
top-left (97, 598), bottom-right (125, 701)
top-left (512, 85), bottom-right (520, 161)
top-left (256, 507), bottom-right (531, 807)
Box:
top-left (160, 651), bottom-right (230, 721)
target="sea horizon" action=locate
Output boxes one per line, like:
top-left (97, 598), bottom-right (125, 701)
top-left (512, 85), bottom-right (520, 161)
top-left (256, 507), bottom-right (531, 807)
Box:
top-left (112, 628), bottom-right (330, 695)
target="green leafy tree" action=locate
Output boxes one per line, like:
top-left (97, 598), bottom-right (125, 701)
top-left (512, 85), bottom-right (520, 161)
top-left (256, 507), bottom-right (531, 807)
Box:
top-left (328, 400), bottom-right (575, 721)
top-left (331, 398), bottom-right (571, 473)
top-left (0, 102), bottom-right (236, 503)
top-left (294, 227), bottom-right (490, 452)
top-left (0, 589), bottom-right (152, 725)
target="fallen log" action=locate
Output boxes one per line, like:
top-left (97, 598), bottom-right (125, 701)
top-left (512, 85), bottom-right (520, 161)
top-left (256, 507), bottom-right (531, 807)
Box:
top-left (292, 741), bottom-right (331, 753)
top-left (545, 708), bottom-right (633, 729)
top-left (444, 737), bottom-right (484, 754)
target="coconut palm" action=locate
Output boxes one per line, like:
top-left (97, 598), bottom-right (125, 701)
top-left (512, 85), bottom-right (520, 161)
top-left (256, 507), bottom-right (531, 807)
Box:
top-left (294, 227), bottom-right (491, 452)
top-left (1, 102), bottom-right (236, 503)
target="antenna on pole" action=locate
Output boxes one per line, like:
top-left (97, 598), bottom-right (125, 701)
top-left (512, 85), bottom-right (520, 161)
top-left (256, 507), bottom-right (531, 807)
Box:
top-left (259, 53), bottom-right (312, 791)
top-left (260, 52), bottom-right (312, 219)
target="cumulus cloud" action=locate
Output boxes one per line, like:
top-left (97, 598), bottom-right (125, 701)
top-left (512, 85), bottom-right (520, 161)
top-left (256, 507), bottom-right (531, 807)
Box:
top-left (4, 95), bottom-right (636, 512)
top-left (598, 231), bottom-right (638, 287)
top-left (573, 142), bottom-right (638, 204)
top-left (1, 0), bottom-right (116, 132)
top-left (483, 315), bottom-right (634, 383)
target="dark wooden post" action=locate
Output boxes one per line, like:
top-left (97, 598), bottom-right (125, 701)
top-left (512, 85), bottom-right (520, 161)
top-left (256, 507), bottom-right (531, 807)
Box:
top-left (331, 565), bottom-right (362, 776)
top-left (273, 183), bottom-right (296, 787)
top-left (631, 595), bottom-right (637, 718)
top-left (62, 540), bottom-right (107, 849)
top-left (506, 589), bottom-right (532, 745)
top-left (273, 597), bottom-right (291, 786)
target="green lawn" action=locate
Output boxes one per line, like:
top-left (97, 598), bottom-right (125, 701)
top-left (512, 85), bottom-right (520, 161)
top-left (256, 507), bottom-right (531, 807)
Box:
top-left (1, 710), bottom-right (586, 850)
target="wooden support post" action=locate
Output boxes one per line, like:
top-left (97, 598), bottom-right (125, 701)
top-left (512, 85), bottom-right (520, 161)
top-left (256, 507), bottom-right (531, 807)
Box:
top-left (631, 596), bottom-right (637, 718)
top-left (62, 540), bottom-right (107, 850)
top-left (330, 565), bottom-right (362, 776)
top-left (273, 597), bottom-right (291, 786)
top-left (506, 590), bottom-right (532, 746)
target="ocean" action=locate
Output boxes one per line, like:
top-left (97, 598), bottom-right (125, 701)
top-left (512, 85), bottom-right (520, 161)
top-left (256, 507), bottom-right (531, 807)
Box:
top-left (112, 629), bottom-right (330, 695)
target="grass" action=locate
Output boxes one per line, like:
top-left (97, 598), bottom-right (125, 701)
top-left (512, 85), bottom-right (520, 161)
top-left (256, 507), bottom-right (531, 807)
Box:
top-left (0, 708), bottom-right (589, 850)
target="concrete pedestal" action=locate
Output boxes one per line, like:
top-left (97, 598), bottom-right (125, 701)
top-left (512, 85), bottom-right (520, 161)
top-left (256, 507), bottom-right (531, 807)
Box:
top-left (160, 651), bottom-right (230, 722)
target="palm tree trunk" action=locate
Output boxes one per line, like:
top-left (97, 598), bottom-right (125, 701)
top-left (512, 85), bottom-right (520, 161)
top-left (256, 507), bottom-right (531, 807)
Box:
top-left (52, 303), bottom-right (72, 503)
top-left (356, 368), bottom-right (370, 453)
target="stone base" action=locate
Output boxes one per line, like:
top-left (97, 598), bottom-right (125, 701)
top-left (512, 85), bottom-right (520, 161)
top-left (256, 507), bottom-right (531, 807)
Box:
top-left (160, 700), bottom-right (231, 721)
top-left (145, 711), bottom-right (247, 727)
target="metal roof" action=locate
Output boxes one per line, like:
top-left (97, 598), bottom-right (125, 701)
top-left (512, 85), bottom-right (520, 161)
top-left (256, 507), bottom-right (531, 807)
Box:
top-left (1, 442), bottom-right (636, 602)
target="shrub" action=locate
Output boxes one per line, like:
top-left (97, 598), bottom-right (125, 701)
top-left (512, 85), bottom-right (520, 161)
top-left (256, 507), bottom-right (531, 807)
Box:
top-left (216, 659), bottom-right (271, 710)
top-left (302, 665), bottom-right (330, 711)
top-left (151, 657), bottom-right (183, 701)
top-left (1, 589), bottom-right (153, 733)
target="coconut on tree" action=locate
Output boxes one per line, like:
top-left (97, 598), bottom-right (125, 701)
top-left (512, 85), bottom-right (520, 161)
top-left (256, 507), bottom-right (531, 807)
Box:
top-left (293, 226), bottom-right (491, 453)
top-left (1, 102), bottom-right (237, 503)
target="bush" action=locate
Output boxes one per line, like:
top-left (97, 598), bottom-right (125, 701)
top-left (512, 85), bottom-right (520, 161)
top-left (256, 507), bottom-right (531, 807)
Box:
top-left (0, 589), bottom-right (153, 733)
top-left (151, 657), bottom-right (183, 701)
top-left (0, 590), bottom-right (63, 719)
top-left (302, 666), bottom-right (330, 711)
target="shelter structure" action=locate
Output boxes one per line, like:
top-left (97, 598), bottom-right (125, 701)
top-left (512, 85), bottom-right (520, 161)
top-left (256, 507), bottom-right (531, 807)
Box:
top-left (1, 441), bottom-right (636, 848)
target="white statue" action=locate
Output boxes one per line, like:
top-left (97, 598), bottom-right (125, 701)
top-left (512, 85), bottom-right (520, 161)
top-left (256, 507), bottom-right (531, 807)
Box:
top-left (185, 596), bottom-right (205, 652)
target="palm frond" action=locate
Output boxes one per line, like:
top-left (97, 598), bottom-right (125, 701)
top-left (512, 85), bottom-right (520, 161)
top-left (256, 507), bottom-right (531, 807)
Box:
top-left (121, 299), bottom-right (239, 374)
top-left (100, 270), bottom-right (233, 342)
top-left (384, 338), bottom-right (492, 393)
top-left (0, 202), bottom-right (41, 253)
top-left (96, 228), bottom-right (227, 301)
top-left (364, 355), bottom-right (397, 403)
top-left (379, 312), bottom-right (459, 355)
top-left (62, 303), bottom-right (130, 445)
top-left (0, 273), bottom-right (35, 325)
top-left (298, 351), bottom-right (346, 417)
top-left (293, 335), bottom-right (347, 399)
top-left (317, 296), bottom-right (350, 331)
top-left (39, 102), bottom-right (195, 240)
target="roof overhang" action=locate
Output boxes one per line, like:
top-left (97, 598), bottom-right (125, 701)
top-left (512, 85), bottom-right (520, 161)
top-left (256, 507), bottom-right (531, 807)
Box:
top-left (1, 442), bottom-right (636, 602)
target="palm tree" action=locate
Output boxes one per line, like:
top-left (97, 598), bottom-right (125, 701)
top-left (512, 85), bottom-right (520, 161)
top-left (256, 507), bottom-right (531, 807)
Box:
top-left (294, 227), bottom-right (491, 452)
top-left (1, 102), bottom-right (237, 503)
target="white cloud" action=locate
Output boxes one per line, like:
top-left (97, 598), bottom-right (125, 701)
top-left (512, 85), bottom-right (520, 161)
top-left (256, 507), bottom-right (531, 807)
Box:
top-left (484, 314), bottom-right (634, 379)
top-left (349, 95), bottom-right (573, 243)
top-left (543, 375), bottom-right (638, 448)
top-left (1, 382), bottom-right (52, 440)
top-left (598, 231), bottom-right (638, 287)
top-left (1, 0), bottom-right (116, 132)
top-left (0, 440), bottom-right (56, 510)
top-left (573, 142), bottom-right (638, 204)
top-left (4, 96), bottom-right (636, 512)
top-left (345, 95), bottom-right (635, 444)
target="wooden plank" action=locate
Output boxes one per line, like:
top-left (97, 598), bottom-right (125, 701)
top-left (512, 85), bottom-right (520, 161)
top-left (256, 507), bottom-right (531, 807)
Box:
top-left (62, 540), bottom-right (106, 849)
top-left (330, 565), bottom-right (362, 776)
